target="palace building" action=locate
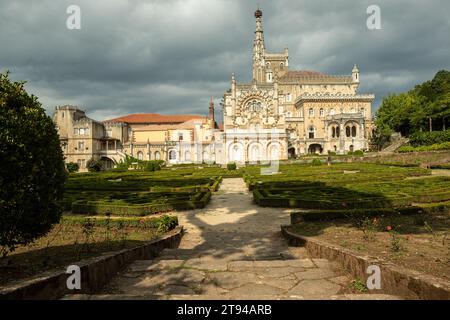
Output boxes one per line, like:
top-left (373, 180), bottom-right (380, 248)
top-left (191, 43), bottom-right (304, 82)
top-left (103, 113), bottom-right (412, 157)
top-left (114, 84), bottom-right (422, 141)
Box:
top-left (222, 8), bottom-right (375, 163)
top-left (54, 9), bottom-right (374, 169)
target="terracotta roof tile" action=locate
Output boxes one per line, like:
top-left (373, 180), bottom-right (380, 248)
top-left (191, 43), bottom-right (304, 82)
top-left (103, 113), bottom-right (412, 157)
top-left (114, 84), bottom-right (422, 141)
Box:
top-left (104, 113), bottom-right (204, 124)
top-left (280, 70), bottom-right (352, 83)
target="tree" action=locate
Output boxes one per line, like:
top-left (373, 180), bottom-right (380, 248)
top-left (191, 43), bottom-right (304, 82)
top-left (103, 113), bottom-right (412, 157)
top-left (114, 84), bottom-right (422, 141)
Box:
top-left (374, 70), bottom-right (450, 144)
top-left (0, 72), bottom-right (66, 256)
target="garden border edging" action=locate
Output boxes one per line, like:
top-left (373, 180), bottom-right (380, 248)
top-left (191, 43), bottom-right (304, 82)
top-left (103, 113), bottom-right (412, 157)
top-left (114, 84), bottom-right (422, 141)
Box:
top-left (0, 226), bottom-right (183, 300)
top-left (281, 225), bottom-right (450, 300)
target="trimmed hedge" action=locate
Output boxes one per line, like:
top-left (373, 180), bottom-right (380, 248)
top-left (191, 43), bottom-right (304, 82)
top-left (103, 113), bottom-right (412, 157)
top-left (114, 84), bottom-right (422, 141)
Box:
top-left (290, 201), bottom-right (450, 222)
top-left (61, 214), bottom-right (178, 230)
top-left (398, 141), bottom-right (450, 153)
top-left (71, 191), bottom-right (211, 216)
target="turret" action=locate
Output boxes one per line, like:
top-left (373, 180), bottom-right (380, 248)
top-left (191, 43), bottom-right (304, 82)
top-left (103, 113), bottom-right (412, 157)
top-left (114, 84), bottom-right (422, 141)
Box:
top-left (352, 64), bottom-right (360, 84)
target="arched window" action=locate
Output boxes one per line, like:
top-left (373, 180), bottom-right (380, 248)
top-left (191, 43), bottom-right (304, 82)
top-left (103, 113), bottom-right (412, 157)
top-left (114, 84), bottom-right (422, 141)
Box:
top-left (308, 126), bottom-right (315, 139)
top-left (280, 62), bottom-right (284, 70)
top-left (320, 108), bottom-right (324, 117)
top-left (169, 150), bottom-right (177, 160)
top-left (309, 108), bottom-right (314, 117)
top-left (352, 125), bottom-right (357, 137)
top-left (155, 151), bottom-right (161, 160)
top-left (346, 126), bottom-right (351, 137)
top-left (336, 126), bottom-right (340, 138)
top-left (331, 127), bottom-right (336, 138)
top-left (137, 151), bottom-right (143, 160)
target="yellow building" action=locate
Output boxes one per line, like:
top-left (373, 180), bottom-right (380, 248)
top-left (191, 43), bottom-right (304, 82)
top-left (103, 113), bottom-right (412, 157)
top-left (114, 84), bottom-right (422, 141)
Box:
top-left (222, 9), bottom-right (375, 162)
top-left (53, 99), bottom-right (221, 170)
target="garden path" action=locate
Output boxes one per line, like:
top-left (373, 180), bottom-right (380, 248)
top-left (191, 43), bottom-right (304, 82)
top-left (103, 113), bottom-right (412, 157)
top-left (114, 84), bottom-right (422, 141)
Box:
top-left (66, 178), bottom-right (400, 300)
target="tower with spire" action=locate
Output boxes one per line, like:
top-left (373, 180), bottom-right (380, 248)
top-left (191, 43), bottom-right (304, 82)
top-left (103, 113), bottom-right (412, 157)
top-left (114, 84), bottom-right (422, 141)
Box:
top-left (221, 7), bottom-right (374, 163)
top-left (251, 7), bottom-right (289, 84)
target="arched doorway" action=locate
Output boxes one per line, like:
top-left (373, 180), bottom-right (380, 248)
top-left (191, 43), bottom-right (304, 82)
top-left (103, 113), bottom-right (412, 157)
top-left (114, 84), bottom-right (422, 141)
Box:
top-left (168, 149), bottom-right (177, 164)
top-left (229, 144), bottom-right (243, 162)
top-left (308, 144), bottom-right (322, 154)
top-left (184, 150), bottom-right (191, 162)
top-left (100, 156), bottom-right (115, 170)
top-left (288, 147), bottom-right (296, 159)
top-left (249, 144), bottom-right (262, 162)
top-left (268, 144), bottom-right (280, 160)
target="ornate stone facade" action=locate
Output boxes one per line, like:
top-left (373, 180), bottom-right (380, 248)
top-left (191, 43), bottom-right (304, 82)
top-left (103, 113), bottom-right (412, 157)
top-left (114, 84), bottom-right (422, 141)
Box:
top-left (222, 9), bottom-right (375, 163)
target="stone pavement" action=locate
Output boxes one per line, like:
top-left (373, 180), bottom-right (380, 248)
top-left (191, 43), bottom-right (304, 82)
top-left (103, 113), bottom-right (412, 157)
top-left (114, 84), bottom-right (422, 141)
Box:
top-left (65, 178), bottom-right (400, 300)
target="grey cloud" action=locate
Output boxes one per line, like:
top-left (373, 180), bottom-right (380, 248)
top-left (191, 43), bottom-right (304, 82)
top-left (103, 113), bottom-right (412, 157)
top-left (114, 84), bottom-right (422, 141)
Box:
top-left (1, 0), bottom-right (449, 120)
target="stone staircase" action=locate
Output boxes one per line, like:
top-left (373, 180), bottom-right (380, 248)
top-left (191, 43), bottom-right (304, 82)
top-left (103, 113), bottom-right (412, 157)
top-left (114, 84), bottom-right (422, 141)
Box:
top-left (380, 136), bottom-right (409, 154)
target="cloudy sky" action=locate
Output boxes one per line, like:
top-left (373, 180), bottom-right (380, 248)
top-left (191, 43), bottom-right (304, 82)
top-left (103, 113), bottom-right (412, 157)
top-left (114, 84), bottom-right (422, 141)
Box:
top-left (1, 0), bottom-right (449, 121)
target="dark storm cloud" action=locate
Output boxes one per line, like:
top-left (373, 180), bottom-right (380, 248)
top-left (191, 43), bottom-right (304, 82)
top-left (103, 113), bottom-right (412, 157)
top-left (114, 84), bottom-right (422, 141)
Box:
top-left (1, 0), bottom-right (449, 120)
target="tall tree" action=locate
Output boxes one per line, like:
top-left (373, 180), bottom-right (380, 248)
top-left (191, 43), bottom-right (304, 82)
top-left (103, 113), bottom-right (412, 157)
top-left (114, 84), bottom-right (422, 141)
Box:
top-left (0, 72), bottom-right (66, 257)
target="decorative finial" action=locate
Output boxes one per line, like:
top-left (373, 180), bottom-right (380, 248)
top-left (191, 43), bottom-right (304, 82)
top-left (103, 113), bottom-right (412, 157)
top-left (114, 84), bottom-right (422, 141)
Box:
top-left (255, 5), bottom-right (262, 18)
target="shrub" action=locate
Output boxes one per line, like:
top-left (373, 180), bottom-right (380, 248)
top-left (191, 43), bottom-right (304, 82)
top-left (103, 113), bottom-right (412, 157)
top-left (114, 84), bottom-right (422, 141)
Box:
top-left (311, 159), bottom-right (322, 166)
top-left (87, 158), bottom-right (103, 172)
top-left (0, 72), bottom-right (66, 256)
top-left (227, 162), bottom-right (237, 170)
top-left (66, 162), bottom-right (79, 173)
top-left (409, 130), bottom-right (450, 147)
top-left (398, 141), bottom-right (450, 153)
top-left (353, 150), bottom-right (364, 156)
top-left (144, 161), bottom-right (155, 172)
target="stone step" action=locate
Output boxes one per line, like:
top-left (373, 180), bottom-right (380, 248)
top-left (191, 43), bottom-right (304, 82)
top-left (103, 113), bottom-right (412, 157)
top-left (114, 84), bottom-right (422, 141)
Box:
top-left (88, 258), bottom-right (398, 300)
top-left (63, 293), bottom-right (403, 300)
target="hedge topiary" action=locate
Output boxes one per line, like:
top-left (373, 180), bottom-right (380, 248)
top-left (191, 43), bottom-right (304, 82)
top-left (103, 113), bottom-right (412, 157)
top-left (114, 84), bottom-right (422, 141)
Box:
top-left (311, 159), bottom-right (322, 166)
top-left (353, 150), bottom-right (364, 156)
top-left (227, 162), bottom-right (237, 170)
top-left (0, 72), bottom-right (66, 256)
top-left (87, 158), bottom-right (103, 172)
top-left (66, 162), bottom-right (79, 173)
